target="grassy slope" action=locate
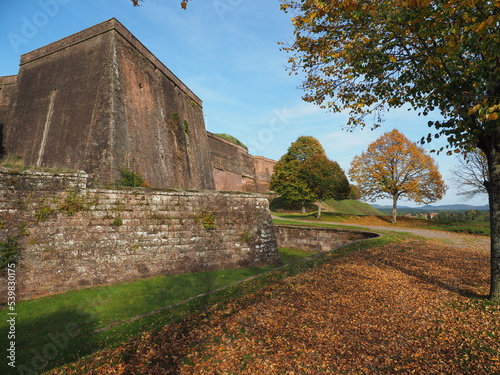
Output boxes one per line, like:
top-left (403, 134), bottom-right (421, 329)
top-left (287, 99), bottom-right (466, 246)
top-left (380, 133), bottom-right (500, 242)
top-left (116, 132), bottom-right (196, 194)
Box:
top-left (322, 199), bottom-right (383, 216)
top-left (0, 249), bottom-right (313, 374)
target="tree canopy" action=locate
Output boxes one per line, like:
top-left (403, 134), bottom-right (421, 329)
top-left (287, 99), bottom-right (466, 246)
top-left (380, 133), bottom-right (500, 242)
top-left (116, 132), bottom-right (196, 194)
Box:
top-left (280, 0), bottom-right (499, 151)
top-left (270, 136), bottom-right (325, 212)
top-left (281, 0), bottom-right (500, 302)
top-left (270, 136), bottom-right (348, 217)
top-left (349, 129), bottom-right (446, 223)
top-left (301, 154), bottom-right (350, 218)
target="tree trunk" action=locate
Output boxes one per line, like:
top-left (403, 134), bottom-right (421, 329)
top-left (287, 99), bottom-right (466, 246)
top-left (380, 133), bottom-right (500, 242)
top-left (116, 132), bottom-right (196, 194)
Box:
top-left (317, 200), bottom-right (322, 219)
top-left (480, 132), bottom-right (500, 302)
top-left (485, 146), bottom-right (500, 302)
top-left (301, 201), bottom-right (306, 214)
top-left (392, 195), bottom-right (398, 223)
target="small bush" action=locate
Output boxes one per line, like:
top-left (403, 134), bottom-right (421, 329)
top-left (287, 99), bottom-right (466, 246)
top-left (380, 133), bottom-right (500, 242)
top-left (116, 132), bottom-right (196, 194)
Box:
top-left (119, 168), bottom-right (148, 188)
top-left (59, 190), bottom-right (86, 216)
top-left (35, 205), bottom-right (55, 222)
top-left (112, 217), bottom-right (123, 227)
top-left (0, 236), bottom-right (21, 269)
top-left (195, 211), bottom-right (217, 230)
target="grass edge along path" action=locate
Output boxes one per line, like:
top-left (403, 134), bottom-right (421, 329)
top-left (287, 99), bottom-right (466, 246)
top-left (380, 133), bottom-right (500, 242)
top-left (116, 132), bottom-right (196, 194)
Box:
top-left (0, 230), bottom-right (378, 375)
top-left (51, 232), bottom-right (499, 375)
top-left (35, 234), bottom-right (391, 375)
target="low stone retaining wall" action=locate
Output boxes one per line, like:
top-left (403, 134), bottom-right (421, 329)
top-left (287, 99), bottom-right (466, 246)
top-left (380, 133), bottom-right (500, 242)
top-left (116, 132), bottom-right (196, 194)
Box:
top-left (275, 225), bottom-right (379, 252)
top-left (0, 170), bottom-right (280, 302)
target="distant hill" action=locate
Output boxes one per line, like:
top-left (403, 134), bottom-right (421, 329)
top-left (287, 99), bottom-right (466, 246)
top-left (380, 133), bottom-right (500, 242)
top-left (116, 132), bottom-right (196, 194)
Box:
top-left (372, 204), bottom-right (489, 213)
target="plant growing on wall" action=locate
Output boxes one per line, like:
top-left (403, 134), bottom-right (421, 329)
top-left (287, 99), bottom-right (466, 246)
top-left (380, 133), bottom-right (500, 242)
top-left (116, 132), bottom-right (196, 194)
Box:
top-left (0, 236), bottom-right (20, 269)
top-left (119, 168), bottom-right (149, 188)
top-left (195, 211), bottom-right (217, 230)
top-left (58, 190), bottom-right (87, 216)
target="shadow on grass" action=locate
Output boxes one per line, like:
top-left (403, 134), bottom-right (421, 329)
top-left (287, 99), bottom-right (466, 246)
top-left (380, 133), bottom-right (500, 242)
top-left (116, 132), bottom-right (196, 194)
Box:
top-left (0, 308), bottom-right (96, 375)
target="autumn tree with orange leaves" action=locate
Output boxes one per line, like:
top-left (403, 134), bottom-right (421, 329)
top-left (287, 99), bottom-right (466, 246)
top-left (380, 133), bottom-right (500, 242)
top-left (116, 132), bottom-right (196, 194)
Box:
top-left (349, 130), bottom-right (446, 223)
top-left (133, 0), bottom-right (500, 300)
top-left (281, 0), bottom-right (500, 301)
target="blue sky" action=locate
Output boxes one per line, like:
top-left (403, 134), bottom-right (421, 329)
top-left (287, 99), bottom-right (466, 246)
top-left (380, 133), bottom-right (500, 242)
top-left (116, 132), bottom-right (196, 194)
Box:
top-left (0, 0), bottom-right (489, 207)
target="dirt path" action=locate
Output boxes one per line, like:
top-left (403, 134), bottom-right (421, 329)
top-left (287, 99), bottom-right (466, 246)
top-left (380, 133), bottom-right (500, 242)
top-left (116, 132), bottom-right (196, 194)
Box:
top-left (273, 215), bottom-right (490, 249)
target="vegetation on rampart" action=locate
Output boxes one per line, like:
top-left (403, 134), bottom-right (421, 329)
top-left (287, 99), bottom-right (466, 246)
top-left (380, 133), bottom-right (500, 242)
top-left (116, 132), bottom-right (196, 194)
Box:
top-left (214, 133), bottom-right (248, 151)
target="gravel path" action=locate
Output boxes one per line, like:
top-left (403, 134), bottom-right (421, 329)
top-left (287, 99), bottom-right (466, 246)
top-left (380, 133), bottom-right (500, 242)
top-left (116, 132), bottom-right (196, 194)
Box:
top-left (273, 216), bottom-right (490, 250)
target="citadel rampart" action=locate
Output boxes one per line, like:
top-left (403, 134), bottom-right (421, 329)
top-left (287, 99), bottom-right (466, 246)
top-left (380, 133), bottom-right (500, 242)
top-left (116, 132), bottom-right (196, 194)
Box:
top-left (0, 170), bottom-right (279, 302)
top-left (3, 19), bottom-right (215, 190)
top-left (0, 19), bottom-right (285, 303)
top-left (207, 132), bottom-right (276, 193)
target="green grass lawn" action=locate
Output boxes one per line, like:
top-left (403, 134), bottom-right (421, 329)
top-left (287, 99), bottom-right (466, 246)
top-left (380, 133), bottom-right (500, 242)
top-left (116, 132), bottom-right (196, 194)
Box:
top-left (273, 211), bottom-right (491, 236)
top-left (0, 247), bottom-right (317, 374)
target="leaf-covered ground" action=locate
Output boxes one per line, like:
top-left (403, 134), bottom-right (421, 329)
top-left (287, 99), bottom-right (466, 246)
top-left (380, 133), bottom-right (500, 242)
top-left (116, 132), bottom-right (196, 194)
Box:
top-left (48, 238), bottom-right (499, 374)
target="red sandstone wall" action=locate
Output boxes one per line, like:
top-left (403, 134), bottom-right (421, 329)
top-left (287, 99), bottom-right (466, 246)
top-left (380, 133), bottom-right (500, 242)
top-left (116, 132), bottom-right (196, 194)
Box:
top-left (207, 132), bottom-right (276, 193)
top-left (0, 76), bottom-right (18, 147)
top-left (4, 29), bottom-right (115, 176)
top-left (3, 19), bottom-right (215, 190)
top-left (253, 155), bottom-right (277, 193)
top-left (274, 225), bottom-right (379, 252)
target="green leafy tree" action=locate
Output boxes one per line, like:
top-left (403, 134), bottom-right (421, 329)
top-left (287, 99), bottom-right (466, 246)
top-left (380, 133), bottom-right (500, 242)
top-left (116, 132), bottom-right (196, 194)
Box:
top-left (270, 136), bottom-right (326, 213)
top-left (301, 154), bottom-right (350, 218)
top-left (281, 0), bottom-right (500, 301)
top-left (349, 184), bottom-right (361, 200)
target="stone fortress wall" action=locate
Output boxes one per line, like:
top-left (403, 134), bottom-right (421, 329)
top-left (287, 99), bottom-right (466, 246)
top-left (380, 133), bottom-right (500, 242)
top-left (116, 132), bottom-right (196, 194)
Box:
top-left (0, 170), bottom-right (279, 302)
top-left (0, 18), bottom-right (375, 303)
top-left (207, 132), bottom-right (276, 193)
top-left (0, 18), bottom-right (276, 192)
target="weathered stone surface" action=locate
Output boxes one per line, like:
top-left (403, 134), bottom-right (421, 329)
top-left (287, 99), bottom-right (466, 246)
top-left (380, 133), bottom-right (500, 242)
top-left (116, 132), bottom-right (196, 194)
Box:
top-left (0, 75), bottom-right (17, 155)
top-left (208, 132), bottom-right (276, 193)
top-left (3, 19), bottom-right (215, 190)
top-left (0, 168), bottom-right (88, 191)
top-left (275, 225), bottom-right (379, 252)
top-left (0, 171), bottom-right (280, 302)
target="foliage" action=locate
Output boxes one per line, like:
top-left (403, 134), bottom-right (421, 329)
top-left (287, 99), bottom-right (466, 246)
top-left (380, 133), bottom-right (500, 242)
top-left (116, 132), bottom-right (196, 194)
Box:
top-left (300, 153), bottom-right (350, 218)
top-left (349, 184), bottom-right (361, 200)
top-left (58, 190), bottom-right (87, 217)
top-left (183, 121), bottom-right (190, 136)
top-left (112, 217), bottom-right (123, 227)
top-left (0, 236), bottom-right (20, 269)
top-left (195, 211), bottom-right (217, 230)
top-left (349, 129), bottom-right (446, 222)
top-left (132, 0), bottom-right (190, 10)
top-left (118, 168), bottom-right (148, 188)
top-left (451, 148), bottom-right (489, 199)
top-left (280, 0), bottom-right (499, 151)
top-left (270, 136), bottom-right (326, 212)
top-left (35, 204), bottom-right (55, 222)
top-left (214, 133), bottom-right (248, 151)
top-left (436, 209), bottom-right (490, 222)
